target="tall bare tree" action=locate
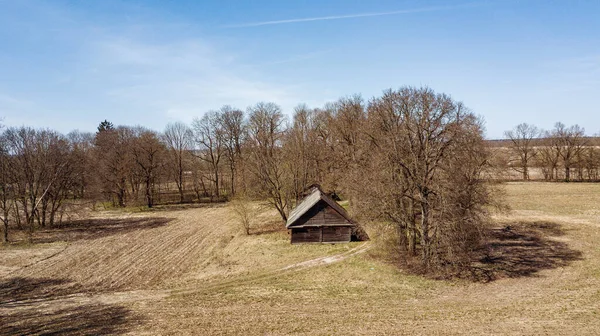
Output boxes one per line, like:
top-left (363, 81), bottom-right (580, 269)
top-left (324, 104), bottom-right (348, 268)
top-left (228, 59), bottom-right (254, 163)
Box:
top-left (67, 130), bottom-right (95, 199)
top-left (551, 122), bottom-right (587, 181)
top-left (286, 104), bottom-right (320, 201)
top-left (193, 111), bottom-right (225, 199)
top-left (132, 128), bottom-right (166, 208)
top-left (504, 123), bottom-right (539, 180)
top-left (94, 126), bottom-right (135, 207)
top-left (0, 130), bottom-right (14, 242)
top-left (359, 87), bottom-right (493, 270)
top-left (163, 122), bottom-right (194, 203)
top-left (3, 127), bottom-right (75, 232)
top-left (38, 135), bottom-right (77, 227)
top-left (218, 106), bottom-right (245, 196)
top-left (536, 132), bottom-right (561, 180)
top-left (582, 138), bottom-right (600, 180)
top-left (246, 102), bottom-right (290, 221)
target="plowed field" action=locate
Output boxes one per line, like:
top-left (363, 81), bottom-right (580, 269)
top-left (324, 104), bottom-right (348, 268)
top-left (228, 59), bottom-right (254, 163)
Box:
top-left (2, 183), bottom-right (600, 335)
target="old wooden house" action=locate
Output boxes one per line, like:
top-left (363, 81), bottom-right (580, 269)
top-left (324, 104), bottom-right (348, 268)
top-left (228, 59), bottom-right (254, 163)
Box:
top-left (286, 187), bottom-right (361, 244)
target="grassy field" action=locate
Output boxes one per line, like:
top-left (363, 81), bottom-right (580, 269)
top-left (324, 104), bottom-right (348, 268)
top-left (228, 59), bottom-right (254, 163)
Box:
top-left (2, 182), bottom-right (600, 335)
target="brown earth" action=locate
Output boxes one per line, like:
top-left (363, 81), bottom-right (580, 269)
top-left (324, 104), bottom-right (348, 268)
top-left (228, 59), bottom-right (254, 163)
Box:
top-left (2, 182), bottom-right (600, 335)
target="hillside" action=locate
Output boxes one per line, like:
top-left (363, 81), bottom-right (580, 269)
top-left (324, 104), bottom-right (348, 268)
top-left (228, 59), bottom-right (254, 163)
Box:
top-left (2, 183), bottom-right (600, 335)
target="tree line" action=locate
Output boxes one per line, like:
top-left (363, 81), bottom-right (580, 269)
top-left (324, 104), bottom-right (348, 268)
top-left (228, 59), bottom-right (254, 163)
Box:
top-left (503, 122), bottom-right (598, 181)
top-left (1, 86), bottom-right (497, 273)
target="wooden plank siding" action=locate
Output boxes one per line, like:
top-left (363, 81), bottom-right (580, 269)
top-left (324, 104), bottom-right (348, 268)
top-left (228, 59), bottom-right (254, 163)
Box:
top-left (322, 226), bottom-right (351, 243)
top-left (291, 227), bottom-right (322, 244)
top-left (291, 227), bottom-right (352, 244)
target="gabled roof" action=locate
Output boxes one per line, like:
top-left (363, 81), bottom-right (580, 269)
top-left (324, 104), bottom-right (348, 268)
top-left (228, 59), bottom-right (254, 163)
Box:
top-left (285, 187), bottom-right (355, 228)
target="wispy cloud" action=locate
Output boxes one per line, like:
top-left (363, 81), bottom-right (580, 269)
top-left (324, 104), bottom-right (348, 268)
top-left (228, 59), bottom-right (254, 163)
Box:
top-left (88, 37), bottom-right (303, 124)
top-left (223, 2), bottom-right (482, 28)
top-left (0, 1), bottom-right (317, 132)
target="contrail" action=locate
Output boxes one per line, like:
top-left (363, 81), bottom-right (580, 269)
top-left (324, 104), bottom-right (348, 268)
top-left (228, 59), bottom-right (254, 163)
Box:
top-left (223, 2), bottom-right (482, 28)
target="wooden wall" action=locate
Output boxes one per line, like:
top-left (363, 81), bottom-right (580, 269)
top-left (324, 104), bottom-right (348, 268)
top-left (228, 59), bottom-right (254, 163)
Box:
top-left (291, 227), bottom-right (321, 244)
top-left (289, 200), bottom-right (354, 244)
top-left (294, 200), bottom-right (350, 227)
top-left (322, 226), bottom-right (351, 243)
top-left (291, 226), bottom-right (351, 244)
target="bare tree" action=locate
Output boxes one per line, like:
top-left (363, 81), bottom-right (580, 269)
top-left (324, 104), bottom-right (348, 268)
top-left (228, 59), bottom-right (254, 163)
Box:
top-left (359, 87), bottom-right (493, 270)
top-left (286, 104), bottom-right (320, 201)
top-left (246, 102), bottom-right (291, 221)
top-left (504, 123), bottom-right (539, 180)
top-left (131, 128), bottom-right (166, 208)
top-left (536, 133), bottom-right (561, 180)
top-left (330, 95), bottom-right (365, 164)
top-left (3, 127), bottom-right (75, 234)
top-left (94, 126), bottom-right (135, 207)
top-left (551, 122), bottom-right (587, 181)
top-left (193, 111), bottom-right (225, 199)
top-left (67, 131), bottom-right (95, 199)
top-left (218, 106), bottom-right (245, 196)
top-left (163, 122), bottom-right (193, 203)
top-left (0, 130), bottom-right (14, 242)
top-left (582, 138), bottom-right (600, 181)
top-left (38, 135), bottom-right (77, 227)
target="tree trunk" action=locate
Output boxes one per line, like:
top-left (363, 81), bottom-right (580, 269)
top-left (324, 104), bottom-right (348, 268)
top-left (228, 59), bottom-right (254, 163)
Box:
top-left (409, 218), bottom-right (417, 256)
top-left (2, 218), bottom-right (8, 243)
top-left (178, 183), bottom-right (184, 203)
top-left (145, 178), bottom-right (153, 208)
top-left (118, 183), bottom-right (126, 207)
top-left (275, 205), bottom-right (287, 222)
top-left (420, 198), bottom-right (431, 269)
top-left (214, 168), bottom-right (220, 199)
top-left (178, 157), bottom-right (184, 203)
top-left (230, 165), bottom-right (235, 196)
top-left (13, 200), bottom-right (22, 230)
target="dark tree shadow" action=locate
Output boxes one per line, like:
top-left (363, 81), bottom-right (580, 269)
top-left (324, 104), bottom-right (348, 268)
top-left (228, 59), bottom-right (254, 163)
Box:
top-left (30, 217), bottom-right (173, 244)
top-left (143, 202), bottom-right (226, 212)
top-left (468, 221), bottom-right (583, 282)
top-left (0, 277), bottom-right (142, 335)
top-left (1, 303), bottom-right (138, 335)
top-left (0, 277), bottom-right (82, 305)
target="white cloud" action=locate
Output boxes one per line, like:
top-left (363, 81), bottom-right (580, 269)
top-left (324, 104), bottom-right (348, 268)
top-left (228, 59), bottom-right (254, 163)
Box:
top-left (84, 36), bottom-right (304, 123)
top-left (0, 1), bottom-right (344, 132)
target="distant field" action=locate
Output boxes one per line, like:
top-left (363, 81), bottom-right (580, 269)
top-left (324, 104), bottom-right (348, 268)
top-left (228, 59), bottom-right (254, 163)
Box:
top-left (2, 182), bottom-right (600, 335)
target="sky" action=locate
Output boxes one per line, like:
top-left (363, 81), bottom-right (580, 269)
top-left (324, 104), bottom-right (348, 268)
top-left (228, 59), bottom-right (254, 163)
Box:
top-left (0, 0), bottom-right (599, 139)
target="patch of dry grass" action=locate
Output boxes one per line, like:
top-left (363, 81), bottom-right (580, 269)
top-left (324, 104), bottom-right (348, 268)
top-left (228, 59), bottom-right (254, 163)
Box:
top-left (3, 183), bottom-right (600, 334)
top-left (503, 181), bottom-right (600, 216)
top-left (133, 182), bottom-right (600, 335)
top-left (1, 203), bottom-right (352, 292)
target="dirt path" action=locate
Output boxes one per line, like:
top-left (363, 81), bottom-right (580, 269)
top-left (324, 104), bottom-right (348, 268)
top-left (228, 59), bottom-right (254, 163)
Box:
top-left (280, 241), bottom-right (370, 270)
top-left (168, 241), bottom-right (371, 297)
top-left (89, 241), bottom-right (370, 306)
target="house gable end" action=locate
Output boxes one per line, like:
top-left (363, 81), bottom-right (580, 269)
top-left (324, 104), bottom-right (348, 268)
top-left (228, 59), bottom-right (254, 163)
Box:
top-left (288, 200), bottom-right (351, 228)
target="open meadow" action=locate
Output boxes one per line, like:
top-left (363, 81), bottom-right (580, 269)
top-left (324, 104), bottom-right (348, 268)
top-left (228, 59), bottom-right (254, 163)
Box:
top-left (2, 182), bottom-right (600, 335)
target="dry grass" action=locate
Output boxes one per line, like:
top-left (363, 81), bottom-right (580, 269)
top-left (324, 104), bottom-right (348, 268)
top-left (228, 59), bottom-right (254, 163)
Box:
top-left (3, 182), bottom-right (600, 335)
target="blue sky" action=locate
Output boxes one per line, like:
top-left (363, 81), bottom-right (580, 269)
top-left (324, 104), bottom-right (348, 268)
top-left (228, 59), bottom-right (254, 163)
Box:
top-left (0, 0), bottom-right (599, 138)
